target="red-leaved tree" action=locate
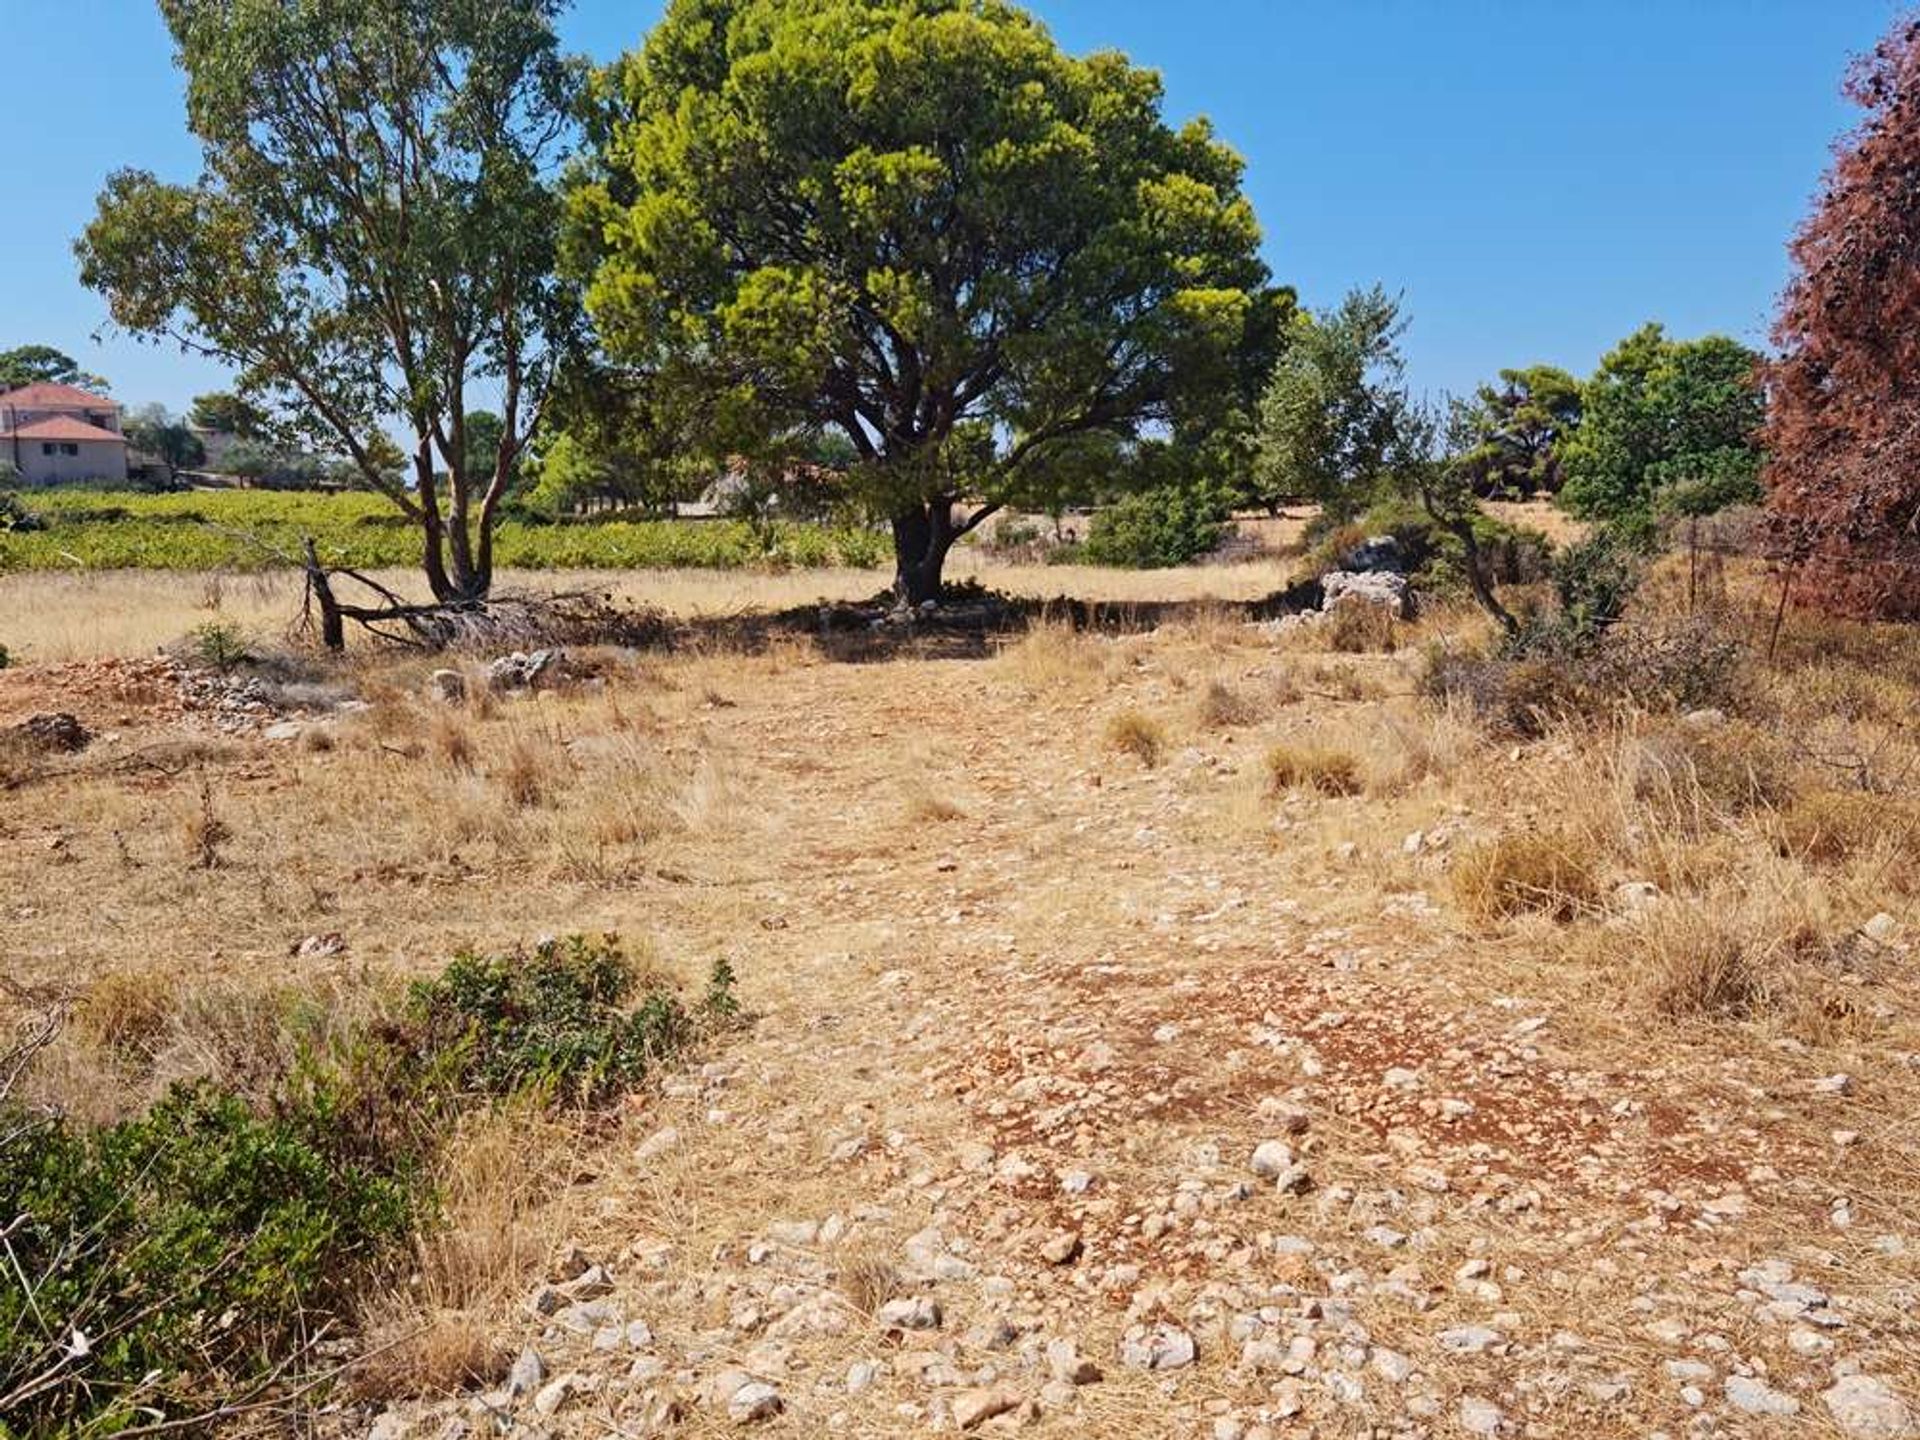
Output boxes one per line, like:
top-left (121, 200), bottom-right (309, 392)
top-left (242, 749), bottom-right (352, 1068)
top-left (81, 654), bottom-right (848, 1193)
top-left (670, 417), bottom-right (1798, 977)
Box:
top-left (1765, 13), bottom-right (1920, 620)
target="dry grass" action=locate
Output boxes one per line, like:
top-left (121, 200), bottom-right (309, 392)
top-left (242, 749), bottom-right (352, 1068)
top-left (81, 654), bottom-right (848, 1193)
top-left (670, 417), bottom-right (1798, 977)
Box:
top-left (1104, 708), bottom-right (1168, 767)
top-left (1263, 741), bottom-right (1362, 797)
top-left (1196, 677), bottom-right (1259, 729)
top-left (1450, 830), bottom-right (1604, 922)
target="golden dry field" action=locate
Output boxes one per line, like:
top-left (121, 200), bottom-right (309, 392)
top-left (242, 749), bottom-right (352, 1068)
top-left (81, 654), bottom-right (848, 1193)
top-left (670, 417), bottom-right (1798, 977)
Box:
top-left (2, 529), bottom-right (1917, 1439)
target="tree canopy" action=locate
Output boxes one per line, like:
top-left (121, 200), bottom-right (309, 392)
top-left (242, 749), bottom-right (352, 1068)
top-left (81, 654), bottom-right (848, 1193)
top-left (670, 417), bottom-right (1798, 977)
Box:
top-left (0, 346), bottom-right (108, 394)
top-left (1557, 323), bottom-right (1763, 524)
top-left (125, 403), bottom-right (207, 471)
top-left (1450, 365), bottom-right (1581, 499)
top-left (568, 0), bottom-right (1282, 603)
top-left (1765, 13), bottom-right (1920, 619)
top-left (77, 0), bottom-right (583, 608)
top-left (1250, 286), bottom-right (1413, 521)
top-left (188, 391), bottom-right (268, 439)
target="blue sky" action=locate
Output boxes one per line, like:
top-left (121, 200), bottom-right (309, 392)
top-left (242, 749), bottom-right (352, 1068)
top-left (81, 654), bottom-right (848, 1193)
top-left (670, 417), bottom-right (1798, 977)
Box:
top-left (2, 0), bottom-right (1898, 415)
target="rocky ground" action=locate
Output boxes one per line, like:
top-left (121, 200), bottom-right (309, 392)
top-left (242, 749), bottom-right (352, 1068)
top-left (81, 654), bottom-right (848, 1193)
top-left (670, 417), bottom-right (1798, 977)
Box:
top-left (4, 617), bottom-right (1914, 1439)
top-left (330, 640), bottom-right (1916, 1440)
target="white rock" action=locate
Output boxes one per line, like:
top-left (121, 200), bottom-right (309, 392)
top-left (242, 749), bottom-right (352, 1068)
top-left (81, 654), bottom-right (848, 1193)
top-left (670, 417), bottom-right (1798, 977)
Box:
top-left (1862, 912), bottom-right (1899, 944)
top-left (1824, 1376), bottom-right (1917, 1439)
top-left (1120, 1324), bottom-right (1196, 1371)
top-left (1249, 1140), bottom-right (1294, 1178)
top-left (1725, 1375), bottom-right (1799, 1417)
top-left (1459, 1395), bottom-right (1503, 1435)
top-left (951, 1387), bottom-right (1020, 1430)
top-left (1436, 1326), bottom-right (1504, 1355)
top-left (875, 1297), bottom-right (942, 1331)
top-left (728, 1381), bottom-right (784, 1423)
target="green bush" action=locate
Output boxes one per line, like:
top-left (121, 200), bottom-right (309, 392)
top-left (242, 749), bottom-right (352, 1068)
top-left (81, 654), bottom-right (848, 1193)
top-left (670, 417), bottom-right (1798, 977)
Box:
top-left (1080, 484), bottom-right (1230, 569)
top-left (0, 936), bottom-right (737, 1429)
top-left (409, 936), bottom-right (736, 1107)
top-left (187, 619), bottom-right (251, 670)
top-left (1303, 498), bottom-right (1553, 591)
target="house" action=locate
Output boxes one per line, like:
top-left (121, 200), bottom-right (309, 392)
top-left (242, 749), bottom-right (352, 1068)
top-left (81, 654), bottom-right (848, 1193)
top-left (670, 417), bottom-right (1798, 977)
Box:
top-left (0, 382), bottom-right (129, 485)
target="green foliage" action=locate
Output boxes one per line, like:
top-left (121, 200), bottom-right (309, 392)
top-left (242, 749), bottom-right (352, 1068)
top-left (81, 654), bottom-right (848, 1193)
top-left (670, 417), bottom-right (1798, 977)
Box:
top-left (125, 402), bottom-right (207, 471)
top-left (188, 390), bottom-right (269, 439)
top-left (0, 936), bottom-right (734, 1428)
top-left (1250, 286), bottom-right (1417, 519)
top-left (1558, 323), bottom-right (1764, 523)
top-left (0, 491), bottom-right (45, 533)
top-left (0, 489), bottom-right (886, 572)
top-left (1079, 484), bottom-right (1232, 569)
top-left (409, 936), bottom-right (737, 1107)
top-left (0, 643), bottom-right (10, 670)
top-left (76, 0), bottom-right (583, 600)
top-left (1547, 530), bottom-right (1643, 641)
top-left (0, 344), bottom-right (109, 393)
top-left (572, 0), bottom-right (1281, 596)
top-left (1451, 365), bottom-right (1582, 498)
top-left (1305, 498), bottom-right (1553, 592)
top-left (187, 620), bottom-right (250, 670)
top-left (0, 1085), bottom-right (415, 1430)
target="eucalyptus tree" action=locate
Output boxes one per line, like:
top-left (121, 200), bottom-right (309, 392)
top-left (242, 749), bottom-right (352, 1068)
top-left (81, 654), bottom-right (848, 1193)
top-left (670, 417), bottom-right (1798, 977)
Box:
top-left (79, 0), bottom-right (583, 613)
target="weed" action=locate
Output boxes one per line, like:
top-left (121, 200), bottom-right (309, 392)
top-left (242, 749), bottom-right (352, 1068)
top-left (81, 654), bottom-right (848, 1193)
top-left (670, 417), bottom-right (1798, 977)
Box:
top-left (183, 777), bottom-right (231, 868)
top-left (187, 619), bottom-right (250, 670)
top-left (1197, 679), bottom-right (1259, 729)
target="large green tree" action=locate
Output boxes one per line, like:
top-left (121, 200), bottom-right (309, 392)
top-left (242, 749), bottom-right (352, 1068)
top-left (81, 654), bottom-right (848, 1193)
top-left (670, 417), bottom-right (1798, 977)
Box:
top-left (569, 0), bottom-right (1279, 605)
top-left (125, 403), bottom-right (208, 471)
top-left (1558, 323), bottom-right (1764, 523)
top-left (77, 0), bottom-right (582, 613)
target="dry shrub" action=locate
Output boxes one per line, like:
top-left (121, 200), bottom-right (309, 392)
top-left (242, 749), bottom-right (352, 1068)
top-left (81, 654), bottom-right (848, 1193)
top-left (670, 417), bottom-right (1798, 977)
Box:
top-left (1323, 600), bottom-right (1399, 654)
top-left (1627, 721), bottom-right (1799, 821)
top-left (1451, 830), bottom-right (1603, 922)
top-left (353, 1107), bottom-right (569, 1401)
top-left (1305, 662), bottom-right (1387, 702)
top-left (1264, 742), bottom-right (1362, 797)
top-left (72, 971), bottom-right (178, 1059)
top-left (1106, 709), bottom-right (1167, 767)
top-left (1197, 678), bottom-right (1259, 729)
top-left (181, 777), bottom-right (232, 868)
top-left (301, 726), bottom-right (337, 754)
top-left (1368, 703), bottom-right (1482, 793)
top-left (496, 732), bottom-right (563, 809)
top-left (1588, 885), bottom-right (1872, 1038)
top-left (835, 1248), bottom-right (901, 1318)
top-left (1774, 790), bottom-right (1920, 877)
top-left (430, 709), bottom-right (477, 771)
top-left (999, 616), bottom-right (1111, 694)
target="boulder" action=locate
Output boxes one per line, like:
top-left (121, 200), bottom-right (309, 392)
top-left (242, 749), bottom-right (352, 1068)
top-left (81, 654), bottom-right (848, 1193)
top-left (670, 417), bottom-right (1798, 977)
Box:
top-left (1320, 570), bottom-right (1413, 620)
top-left (1340, 534), bottom-right (1406, 573)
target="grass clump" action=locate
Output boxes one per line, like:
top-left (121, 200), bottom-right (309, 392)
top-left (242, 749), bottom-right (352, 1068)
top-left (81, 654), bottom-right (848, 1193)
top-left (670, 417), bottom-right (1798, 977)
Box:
top-left (1264, 742), bottom-right (1362, 797)
top-left (0, 936), bottom-right (736, 1430)
top-left (1106, 709), bottom-right (1168, 767)
top-left (1451, 830), bottom-right (1602, 922)
top-left (1197, 679), bottom-right (1259, 729)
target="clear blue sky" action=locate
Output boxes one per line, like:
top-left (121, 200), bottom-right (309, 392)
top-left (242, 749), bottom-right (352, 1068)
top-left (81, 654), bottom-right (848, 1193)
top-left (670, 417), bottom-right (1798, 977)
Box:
top-left (3, 0), bottom-right (1898, 416)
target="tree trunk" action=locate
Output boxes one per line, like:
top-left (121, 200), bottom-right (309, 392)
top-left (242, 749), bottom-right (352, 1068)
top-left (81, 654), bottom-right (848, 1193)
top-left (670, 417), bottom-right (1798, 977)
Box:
top-left (303, 538), bottom-right (345, 652)
top-left (891, 498), bottom-right (956, 607)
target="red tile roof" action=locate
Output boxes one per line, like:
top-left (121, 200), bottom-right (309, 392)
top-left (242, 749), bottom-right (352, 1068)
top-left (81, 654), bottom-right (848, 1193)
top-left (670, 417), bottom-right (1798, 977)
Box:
top-left (6, 415), bottom-right (127, 443)
top-left (0, 381), bottom-right (117, 410)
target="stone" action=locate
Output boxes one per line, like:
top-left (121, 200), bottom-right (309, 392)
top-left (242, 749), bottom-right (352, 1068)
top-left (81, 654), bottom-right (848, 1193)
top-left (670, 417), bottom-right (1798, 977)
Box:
top-left (1249, 1140), bottom-right (1294, 1178)
top-left (427, 670), bottom-right (466, 704)
top-left (1436, 1326), bottom-right (1504, 1355)
top-left (1613, 880), bottom-right (1662, 913)
top-left (727, 1381), bottom-right (784, 1423)
top-left (1813, 1073), bottom-right (1855, 1096)
top-left (1039, 1231), bottom-right (1083, 1265)
top-left (1370, 1348), bottom-right (1413, 1384)
top-left (1823, 1376), bottom-right (1916, 1439)
top-left (1340, 534), bottom-right (1405, 573)
top-left (1273, 1163), bottom-right (1314, 1196)
top-left (505, 1346), bottom-right (545, 1398)
top-left (1120, 1324), bottom-right (1196, 1371)
top-left (1459, 1395), bottom-right (1503, 1435)
top-left (1046, 1339), bottom-right (1102, 1386)
top-left (1862, 912), bottom-right (1900, 945)
top-left (262, 720), bottom-right (303, 742)
top-left (532, 1373), bottom-right (584, 1417)
top-left (1725, 1376), bottom-right (1800, 1417)
top-left (11, 712), bottom-right (90, 753)
top-left (486, 649), bottom-right (562, 692)
top-left (635, 1127), bottom-right (680, 1163)
top-left (875, 1297), bottom-right (942, 1331)
top-left (1320, 569), bottom-right (1413, 619)
top-left (951, 1387), bottom-right (1021, 1430)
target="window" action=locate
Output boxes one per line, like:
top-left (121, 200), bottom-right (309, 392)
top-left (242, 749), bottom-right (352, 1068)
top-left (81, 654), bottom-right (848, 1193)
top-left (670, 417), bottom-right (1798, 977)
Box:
top-left (42, 442), bottom-right (55, 455)
top-left (61, 443), bottom-right (80, 456)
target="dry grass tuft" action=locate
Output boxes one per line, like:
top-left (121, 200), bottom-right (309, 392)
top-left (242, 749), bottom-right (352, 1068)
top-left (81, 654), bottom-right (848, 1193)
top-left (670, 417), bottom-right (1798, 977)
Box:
top-left (1323, 600), bottom-right (1400, 653)
top-left (430, 709), bottom-right (477, 770)
top-left (1773, 790), bottom-right (1920, 876)
top-left (998, 617), bottom-right (1113, 695)
top-left (1264, 742), bottom-right (1362, 797)
top-left (834, 1248), bottom-right (901, 1318)
top-left (1451, 830), bottom-right (1603, 922)
top-left (181, 777), bottom-right (232, 869)
top-left (1105, 709), bottom-right (1167, 768)
top-left (905, 794), bottom-right (967, 824)
top-left (1196, 678), bottom-right (1259, 729)
top-left (496, 732), bottom-right (561, 809)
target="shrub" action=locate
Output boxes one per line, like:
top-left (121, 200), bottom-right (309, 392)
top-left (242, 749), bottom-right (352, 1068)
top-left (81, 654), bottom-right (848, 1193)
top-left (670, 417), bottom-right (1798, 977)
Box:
top-left (0, 936), bottom-right (736, 1428)
top-left (1197, 679), bottom-right (1258, 729)
top-left (1104, 709), bottom-right (1168, 767)
top-left (1303, 498), bottom-right (1553, 591)
top-left (1450, 831), bottom-right (1602, 922)
top-left (186, 619), bottom-right (250, 670)
top-left (1773, 790), bottom-right (1920, 876)
top-left (1628, 722), bottom-right (1799, 820)
top-left (1080, 484), bottom-right (1230, 569)
top-left (408, 936), bottom-right (737, 1107)
top-left (1264, 742), bottom-right (1362, 797)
